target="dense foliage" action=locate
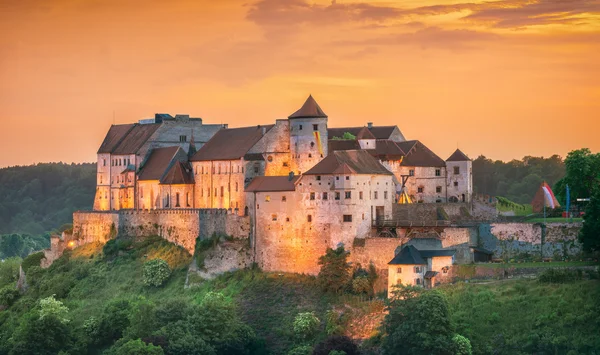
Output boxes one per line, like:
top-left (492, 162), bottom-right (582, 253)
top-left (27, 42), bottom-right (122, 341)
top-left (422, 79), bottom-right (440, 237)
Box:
top-left (0, 234), bottom-right (49, 259)
top-left (554, 148), bottom-right (600, 202)
top-left (383, 286), bottom-right (465, 355)
top-left (579, 189), bottom-right (600, 252)
top-left (317, 246), bottom-right (352, 293)
top-left (0, 162), bottom-right (95, 235)
top-left (472, 155), bottom-right (564, 204)
top-left (143, 259), bottom-right (172, 287)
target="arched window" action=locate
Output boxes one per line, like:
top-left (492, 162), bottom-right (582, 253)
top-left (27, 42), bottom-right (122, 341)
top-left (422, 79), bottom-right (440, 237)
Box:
top-left (175, 192), bottom-right (180, 207)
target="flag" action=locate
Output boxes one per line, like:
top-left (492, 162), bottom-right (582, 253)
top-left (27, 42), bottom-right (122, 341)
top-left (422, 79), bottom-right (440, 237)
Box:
top-left (313, 131), bottom-right (324, 156)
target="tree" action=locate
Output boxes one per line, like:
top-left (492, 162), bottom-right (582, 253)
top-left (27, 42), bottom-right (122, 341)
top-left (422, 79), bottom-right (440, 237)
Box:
top-left (579, 189), bottom-right (600, 252)
top-left (109, 338), bottom-right (164, 355)
top-left (382, 288), bottom-right (457, 355)
top-left (313, 335), bottom-right (359, 355)
top-left (39, 295), bottom-right (70, 324)
top-left (317, 246), bottom-right (352, 293)
top-left (555, 148), bottom-right (600, 202)
top-left (292, 312), bottom-right (320, 341)
top-left (143, 259), bottom-right (171, 287)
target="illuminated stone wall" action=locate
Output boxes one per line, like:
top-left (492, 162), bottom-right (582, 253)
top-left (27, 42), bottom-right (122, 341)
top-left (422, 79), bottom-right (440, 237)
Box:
top-left (247, 120), bottom-right (292, 176)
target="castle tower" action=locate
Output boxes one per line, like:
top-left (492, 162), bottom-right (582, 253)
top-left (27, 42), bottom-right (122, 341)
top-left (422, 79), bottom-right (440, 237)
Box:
top-left (445, 149), bottom-right (472, 203)
top-left (288, 95), bottom-right (329, 174)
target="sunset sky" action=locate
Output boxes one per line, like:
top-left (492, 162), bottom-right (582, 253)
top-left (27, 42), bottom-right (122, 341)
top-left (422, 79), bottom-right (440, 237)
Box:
top-left (1, 0), bottom-right (599, 167)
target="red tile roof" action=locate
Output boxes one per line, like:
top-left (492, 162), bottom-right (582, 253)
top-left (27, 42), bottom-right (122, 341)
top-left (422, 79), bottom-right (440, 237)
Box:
top-left (446, 149), bottom-right (471, 161)
top-left (304, 150), bottom-right (392, 176)
top-left (288, 95), bottom-right (328, 119)
top-left (97, 124), bottom-right (135, 154)
top-left (400, 140), bottom-right (446, 167)
top-left (138, 146), bottom-right (182, 181)
top-left (112, 124), bottom-right (161, 155)
top-left (191, 125), bottom-right (273, 161)
top-left (245, 175), bottom-right (301, 192)
top-left (160, 161), bottom-right (194, 185)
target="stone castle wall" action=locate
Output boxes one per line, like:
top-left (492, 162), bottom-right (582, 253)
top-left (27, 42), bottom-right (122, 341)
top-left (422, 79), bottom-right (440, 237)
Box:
top-left (70, 209), bottom-right (250, 255)
top-left (480, 222), bottom-right (583, 259)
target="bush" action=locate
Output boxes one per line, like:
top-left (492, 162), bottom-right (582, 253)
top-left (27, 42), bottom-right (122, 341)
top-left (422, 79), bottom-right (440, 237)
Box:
top-left (313, 335), bottom-right (359, 355)
top-left (293, 312), bottom-right (320, 341)
top-left (0, 286), bottom-right (20, 307)
top-left (538, 268), bottom-right (583, 283)
top-left (110, 338), bottom-right (164, 355)
top-left (286, 345), bottom-right (312, 355)
top-left (452, 334), bottom-right (472, 355)
top-left (325, 310), bottom-right (344, 336)
top-left (143, 259), bottom-right (171, 287)
top-left (39, 295), bottom-right (69, 324)
top-left (21, 251), bottom-right (45, 272)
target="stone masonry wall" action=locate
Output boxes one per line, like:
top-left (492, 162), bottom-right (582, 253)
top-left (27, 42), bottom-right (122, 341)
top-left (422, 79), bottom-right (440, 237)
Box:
top-left (479, 222), bottom-right (583, 259)
top-left (73, 211), bottom-right (120, 244)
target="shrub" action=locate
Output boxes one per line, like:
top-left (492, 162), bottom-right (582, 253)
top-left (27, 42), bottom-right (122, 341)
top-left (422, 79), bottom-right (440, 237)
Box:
top-left (538, 268), bottom-right (583, 283)
top-left (452, 334), bottom-right (473, 355)
top-left (143, 259), bottom-right (171, 287)
top-left (293, 312), bottom-right (320, 341)
top-left (287, 345), bottom-right (312, 355)
top-left (39, 295), bottom-right (69, 324)
top-left (325, 310), bottom-right (344, 336)
top-left (110, 338), bottom-right (164, 355)
top-left (21, 252), bottom-right (45, 272)
top-left (313, 335), bottom-right (359, 355)
top-left (352, 276), bottom-right (371, 295)
top-left (0, 286), bottom-right (20, 307)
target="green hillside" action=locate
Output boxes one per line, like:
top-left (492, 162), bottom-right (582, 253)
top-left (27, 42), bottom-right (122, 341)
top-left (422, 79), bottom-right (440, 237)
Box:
top-left (0, 236), bottom-right (598, 354)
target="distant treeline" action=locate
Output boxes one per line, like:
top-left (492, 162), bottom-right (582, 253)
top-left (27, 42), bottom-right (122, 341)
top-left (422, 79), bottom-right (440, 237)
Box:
top-left (0, 162), bottom-right (95, 236)
top-left (473, 155), bottom-right (565, 204)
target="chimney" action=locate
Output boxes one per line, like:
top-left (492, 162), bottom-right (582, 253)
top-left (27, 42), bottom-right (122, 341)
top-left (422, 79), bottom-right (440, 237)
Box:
top-left (261, 126), bottom-right (266, 135)
top-left (367, 122), bottom-right (373, 128)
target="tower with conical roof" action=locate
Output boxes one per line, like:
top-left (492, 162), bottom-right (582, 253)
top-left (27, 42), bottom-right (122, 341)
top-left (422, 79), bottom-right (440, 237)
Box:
top-left (445, 149), bottom-right (472, 203)
top-left (288, 95), bottom-right (329, 174)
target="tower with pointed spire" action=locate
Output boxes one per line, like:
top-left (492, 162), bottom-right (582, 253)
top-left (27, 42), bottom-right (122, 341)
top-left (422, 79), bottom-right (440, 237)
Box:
top-left (445, 149), bottom-right (473, 203)
top-left (288, 95), bottom-right (329, 174)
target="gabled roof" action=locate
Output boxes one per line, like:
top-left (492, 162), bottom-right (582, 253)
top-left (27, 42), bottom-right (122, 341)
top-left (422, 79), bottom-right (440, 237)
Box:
top-left (446, 149), bottom-right (471, 161)
top-left (328, 139), bottom-right (361, 152)
top-left (304, 150), bottom-right (392, 176)
top-left (191, 125), bottom-right (273, 161)
top-left (112, 124), bottom-right (161, 155)
top-left (97, 124), bottom-right (135, 154)
top-left (374, 140), bottom-right (406, 160)
top-left (399, 140), bottom-right (446, 167)
top-left (160, 161), bottom-right (194, 185)
top-left (245, 175), bottom-right (301, 192)
top-left (328, 126), bottom-right (398, 140)
top-left (138, 146), bottom-right (182, 181)
top-left (288, 95), bottom-right (327, 119)
top-left (356, 127), bottom-right (376, 140)
top-left (388, 245), bottom-right (427, 265)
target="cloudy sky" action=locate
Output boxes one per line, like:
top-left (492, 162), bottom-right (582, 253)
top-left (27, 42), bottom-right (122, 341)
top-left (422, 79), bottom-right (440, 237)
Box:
top-left (1, 0), bottom-right (599, 167)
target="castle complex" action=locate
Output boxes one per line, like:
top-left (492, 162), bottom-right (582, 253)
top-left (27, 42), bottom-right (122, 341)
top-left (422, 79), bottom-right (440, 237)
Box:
top-left (93, 95), bottom-right (473, 214)
top-left (44, 95), bottom-right (583, 293)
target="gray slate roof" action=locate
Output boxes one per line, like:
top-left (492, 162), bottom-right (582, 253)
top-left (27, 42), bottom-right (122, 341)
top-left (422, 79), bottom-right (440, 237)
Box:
top-left (388, 245), bottom-right (427, 265)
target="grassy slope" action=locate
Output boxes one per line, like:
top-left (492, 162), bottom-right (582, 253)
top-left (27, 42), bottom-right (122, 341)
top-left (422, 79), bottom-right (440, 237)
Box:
top-left (4, 237), bottom-right (599, 354)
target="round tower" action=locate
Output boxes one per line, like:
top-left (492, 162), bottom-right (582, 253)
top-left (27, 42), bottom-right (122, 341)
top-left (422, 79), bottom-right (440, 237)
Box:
top-left (288, 95), bottom-right (329, 174)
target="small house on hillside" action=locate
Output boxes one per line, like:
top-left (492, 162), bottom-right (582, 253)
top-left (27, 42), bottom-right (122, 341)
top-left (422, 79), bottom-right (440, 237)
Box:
top-left (387, 245), bottom-right (455, 294)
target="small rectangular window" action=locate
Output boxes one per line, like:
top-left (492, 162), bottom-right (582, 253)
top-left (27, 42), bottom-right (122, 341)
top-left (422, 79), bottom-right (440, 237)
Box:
top-left (179, 135), bottom-right (187, 142)
top-left (343, 215), bottom-right (352, 222)
top-left (310, 192), bottom-right (315, 200)
top-left (322, 192), bottom-right (328, 200)
top-left (409, 169), bottom-right (414, 176)
top-left (435, 169), bottom-right (441, 177)
top-left (384, 191), bottom-right (388, 199)
top-left (418, 187), bottom-right (424, 193)
top-left (416, 278), bottom-right (421, 285)
top-left (335, 192), bottom-right (340, 200)
top-left (307, 215), bottom-right (312, 222)
top-left (397, 267), bottom-right (402, 273)
top-left (345, 191), bottom-right (351, 199)
top-left (272, 214), bottom-right (277, 221)
top-left (282, 196), bottom-right (287, 202)
top-left (374, 191), bottom-right (378, 199)
top-left (436, 186), bottom-right (442, 193)
top-left (299, 124), bottom-right (303, 130)
top-left (316, 176), bottom-right (321, 181)
top-left (345, 176), bottom-right (349, 180)
top-left (336, 176), bottom-right (339, 180)
top-left (265, 195), bottom-right (271, 202)
top-left (454, 181), bottom-right (459, 187)
top-left (313, 124), bottom-right (318, 131)
top-left (359, 191), bottom-right (363, 200)
top-left (414, 266), bottom-right (421, 273)
top-left (283, 162), bottom-right (289, 167)
top-left (454, 166), bottom-right (460, 175)
top-left (254, 167), bottom-right (259, 174)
